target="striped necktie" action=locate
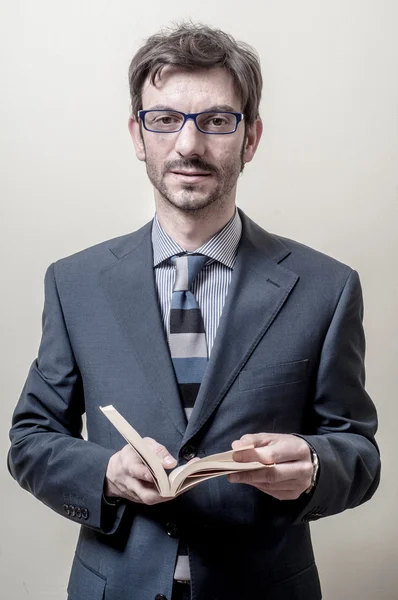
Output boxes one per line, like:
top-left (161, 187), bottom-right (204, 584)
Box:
top-left (169, 253), bottom-right (208, 418)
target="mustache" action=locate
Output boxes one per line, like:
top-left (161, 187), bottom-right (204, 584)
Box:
top-left (164, 158), bottom-right (219, 175)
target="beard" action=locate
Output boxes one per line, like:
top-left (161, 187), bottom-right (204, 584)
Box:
top-left (144, 142), bottom-right (246, 213)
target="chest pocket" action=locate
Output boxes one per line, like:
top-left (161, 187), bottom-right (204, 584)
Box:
top-left (239, 359), bottom-right (309, 391)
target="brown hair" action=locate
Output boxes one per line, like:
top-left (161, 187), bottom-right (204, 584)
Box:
top-left (128, 23), bottom-right (262, 125)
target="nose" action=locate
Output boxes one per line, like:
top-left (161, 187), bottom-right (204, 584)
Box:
top-left (173, 118), bottom-right (206, 158)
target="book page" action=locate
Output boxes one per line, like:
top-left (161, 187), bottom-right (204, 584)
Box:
top-left (100, 405), bottom-right (170, 496)
top-left (169, 452), bottom-right (272, 496)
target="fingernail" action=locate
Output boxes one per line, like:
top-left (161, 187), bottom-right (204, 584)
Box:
top-left (233, 451), bottom-right (243, 461)
top-left (164, 455), bottom-right (175, 465)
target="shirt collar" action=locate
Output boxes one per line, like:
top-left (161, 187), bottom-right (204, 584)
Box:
top-left (152, 209), bottom-right (242, 269)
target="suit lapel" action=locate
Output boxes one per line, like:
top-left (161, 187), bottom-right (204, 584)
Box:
top-left (98, 214), bottom-right (299, 444)
top-left (99, 222), bottom-right (186, 435)
top-left (183, 212), bottom-right (299, 443)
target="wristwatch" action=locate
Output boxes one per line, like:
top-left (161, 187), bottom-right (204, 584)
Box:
top-left (305, 450), bottom-right (319, 494)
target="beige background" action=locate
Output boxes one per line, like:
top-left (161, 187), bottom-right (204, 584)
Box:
top-left (1, 1), bottom-right (397, 598)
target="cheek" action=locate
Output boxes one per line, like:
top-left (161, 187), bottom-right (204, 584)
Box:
top-left (212, 137), bottom-right (245, 161)
top-left (144, 137), bottom-right (174, 164)
top-left (215, 146), bottom-right (245, 170)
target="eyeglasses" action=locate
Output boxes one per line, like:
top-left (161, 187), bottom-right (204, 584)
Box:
top-left (138, 109), bottom-right (244, 135)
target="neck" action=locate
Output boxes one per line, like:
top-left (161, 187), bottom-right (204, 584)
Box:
top-left (155, 201), bottom-right (236, 252)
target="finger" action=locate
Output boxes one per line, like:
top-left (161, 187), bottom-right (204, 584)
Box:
top-left (144, 437), bottom-right (177, 469)
top-left (125, 461), bottom-right (155, 483)
top-left (232, 447), bottom-right (276, 465)
top-left (115, 468), bottom-right (161, 503)
top-left (229, 461), bottom-right (311, 484)
top-left (233, 436), bottom-right (310, 465)
top-left (229, 475), bottom-right (304, 490)
top-left (126, 478), bottom-right (172, 506)
top-left (118, 446), bottom-right (155, 482)
top-left (251, 485), bottom-right (305, 501)
top-left (228, 467), bottom-right (303, 485)
top-left (232, 433), bottom-right (277, 449)
top-left (257, 480), bottom-right (304, 491)
top-left (122, 479), bottom-right (156, 504)
top-left (231, 438), bottom-right (256, 450)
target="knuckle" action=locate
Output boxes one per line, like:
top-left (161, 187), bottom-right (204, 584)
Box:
top-left (127, 462), bottom-right (139, 478)
top-left (145, 437), bottom-right (167, 457)
top-left (272, 492), bottom-right (284, 501)
top-left (246, 472), bottom-right (256, 484)
top-left (143, 436), bottom-right (155, 443)
top-left (134, 465), bottom-right (149, 481)
top-left (240, 434), bottom-right (255, 444)
top-left (304, 462), bottom-right (313, 478)
top-left (125, 482), bottom-right (138, 500)
top-left (289, 490), bottom-right (301, 500)
top-left (299, 446), bottom-right (311, 460)
top-left (143, 491), bottom-right (158, 506)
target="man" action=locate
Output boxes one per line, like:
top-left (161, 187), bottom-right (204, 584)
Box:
top-left (9, 23), bottom-right (380, 600)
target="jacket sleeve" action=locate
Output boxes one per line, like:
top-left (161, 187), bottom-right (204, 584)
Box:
top-left (295, 269), bottom-right (381, 524)
top-left (8, 263), bottom-right (125, 534)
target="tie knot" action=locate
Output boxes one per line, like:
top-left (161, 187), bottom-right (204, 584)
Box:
top-left (172, 254), bottom-right (208, 291)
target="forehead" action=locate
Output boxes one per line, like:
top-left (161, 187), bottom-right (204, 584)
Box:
top-left (141, 67), bottom-right (242, 111)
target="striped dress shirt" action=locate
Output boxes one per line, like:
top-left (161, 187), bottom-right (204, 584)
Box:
top-left (152, 209), bottom-right (242, 582)
top-left (152, 209), bottom-right (242, 357)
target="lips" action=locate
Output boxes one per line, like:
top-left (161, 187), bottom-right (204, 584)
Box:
top-left (169, 171), bottom-right (212, 184)
top-left (170, 171), bottom-right (211, 176)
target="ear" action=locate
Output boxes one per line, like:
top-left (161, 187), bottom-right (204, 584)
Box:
top-left (128, 116), bottom-right (146, 162)
top-left (242, 117), bottom-right (263, 164)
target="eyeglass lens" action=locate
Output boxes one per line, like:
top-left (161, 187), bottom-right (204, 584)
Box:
top-left (143, 111), bottom-right (238, 133)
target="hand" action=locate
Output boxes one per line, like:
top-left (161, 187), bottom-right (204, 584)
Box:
top-left (105, 438), bottom-right (177, 505)
top-left (227, 433), bottom-right (313, 500)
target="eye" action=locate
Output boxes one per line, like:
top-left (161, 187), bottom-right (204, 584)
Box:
top-left (198, 112), bottom-right (236, 133)
top-left (153, 115), bottom-right (180, 124)
top-left (145, 111), bottom-right (183, 131)
top-left (209, 117), bottom-right (228, 127)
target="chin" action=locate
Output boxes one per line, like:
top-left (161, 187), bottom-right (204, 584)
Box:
top-left (161, 188), bottom-right (220, 212)
top-left (166, 196), bottom-right (219, 213)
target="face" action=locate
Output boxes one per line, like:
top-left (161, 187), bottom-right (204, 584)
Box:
top-left (129, 67), bottom-right (262, 215)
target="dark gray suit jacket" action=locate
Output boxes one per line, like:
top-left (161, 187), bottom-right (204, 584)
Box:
top-left (9, 210), bottom-right (380, 600)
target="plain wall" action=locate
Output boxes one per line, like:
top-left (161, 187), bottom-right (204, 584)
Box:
top-left (1, 1), bottom-right (397, 598)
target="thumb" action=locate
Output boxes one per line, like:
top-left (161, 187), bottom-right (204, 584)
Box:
top-left (144, 437), bottom-right (177, 469)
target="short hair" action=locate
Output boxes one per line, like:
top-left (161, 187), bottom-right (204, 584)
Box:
top-left (128, 23), bottom-right (262, 126)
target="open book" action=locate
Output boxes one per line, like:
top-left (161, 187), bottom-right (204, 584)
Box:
top-left (100, 405), bottom-right (274, 497)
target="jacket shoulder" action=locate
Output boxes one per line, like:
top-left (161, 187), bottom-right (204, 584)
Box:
top-left (241, 210), bottom-right (354, 279)
top-left (276, 234), bottom-right (353, 274)
top-left (51, 221), bottom-right (152, 278)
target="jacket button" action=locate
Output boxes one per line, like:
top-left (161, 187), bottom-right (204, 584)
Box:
top-left (165, 522), bottom-right (179, 538)
top-left (63, 504), bottom-right (70, 515)
top-left (182, 445), bottom-right (196, 460)
top-left (154, 595), bottom-right (167, 600)
top-left (81, 508), bottom-right (89, 520)
top-left (70, 505), bottom-right (76, 517)
top-left (75, 507), bottom-right (82, 518)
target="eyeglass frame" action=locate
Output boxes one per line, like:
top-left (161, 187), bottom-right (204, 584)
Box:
top-left (137, 109), bottom-right (245, 135)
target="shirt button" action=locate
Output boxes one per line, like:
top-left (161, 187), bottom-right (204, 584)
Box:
top-left (182, 445), bottom-right (196, 461)
top-left (165, 522), bottom-right (179, 538)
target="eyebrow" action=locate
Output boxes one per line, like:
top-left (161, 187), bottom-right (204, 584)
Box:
top-left (145, 104), bottom-right (240, 113)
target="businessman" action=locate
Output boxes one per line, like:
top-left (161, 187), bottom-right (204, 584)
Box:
top-left (9, 23), bottom-right (380, 600)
